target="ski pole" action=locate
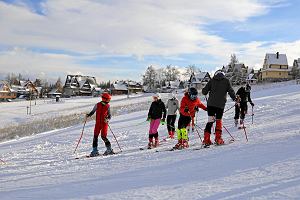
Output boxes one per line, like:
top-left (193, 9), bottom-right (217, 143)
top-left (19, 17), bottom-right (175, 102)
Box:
top-left (188, 111), bottom-right (203, 144)
top-left (251, 106), bottom-right (254, 124)
top-left (194, 127), bottom-right (203, 143)
top-left (73, 117), bottom-right (87, 154)
top-left (224, 104), bottom-right (235, 113)
top-left (0, 158), bottom-right (6, 164)
top-left (241, 123), bottom-right (248, 142)
top-left (108, 124), bottom-right (122, 152)
top-left (223, 125), bottom-right (235, 141)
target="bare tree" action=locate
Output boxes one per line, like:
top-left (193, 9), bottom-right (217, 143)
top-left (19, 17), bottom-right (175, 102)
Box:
top-left (164, 65), bottom-right (180, 81)
top-left (55, 77), bottom-right (63, 93)
top-left (228, 54), bottom-right (239, 71)
top-left (184, 65), bottom-right (200, 77)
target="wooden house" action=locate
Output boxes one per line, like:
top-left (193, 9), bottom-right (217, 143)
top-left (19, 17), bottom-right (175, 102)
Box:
top-left (0, 81), bottom-right (17, 100)
top-left (189, 72), bottom-right (211, 90)
top-left (63, 75), bottom-right (100, 96)
top-left (261, 52), bottom-right (290, 81)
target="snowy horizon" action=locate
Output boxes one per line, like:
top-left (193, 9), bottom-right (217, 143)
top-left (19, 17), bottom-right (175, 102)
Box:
top-left (0, 0), bottom-right (300, 82)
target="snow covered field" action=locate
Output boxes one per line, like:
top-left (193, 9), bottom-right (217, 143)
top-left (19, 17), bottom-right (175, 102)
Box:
top-left (1, 82), bottom-right (300, 200)
top-left (0, 93), bottom-right (170, 141)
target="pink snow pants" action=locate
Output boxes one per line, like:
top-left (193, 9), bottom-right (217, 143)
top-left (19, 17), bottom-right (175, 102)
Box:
top-left (149, 119), bottom-right (161, 134)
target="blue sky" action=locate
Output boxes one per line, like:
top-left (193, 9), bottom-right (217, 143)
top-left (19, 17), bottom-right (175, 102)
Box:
top-left (0, 0), bottom-right (299, 83)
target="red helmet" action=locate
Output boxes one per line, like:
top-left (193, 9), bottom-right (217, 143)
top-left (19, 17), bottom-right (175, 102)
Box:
top-left (101, 93), bottom-right (111, 101)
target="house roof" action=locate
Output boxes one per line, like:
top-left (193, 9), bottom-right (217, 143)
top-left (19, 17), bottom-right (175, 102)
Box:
top-left (191, 72), bottom-right (210, 83)
top-left (246, 73), bottom-right (257, 80)
top-left (0, 81), bottom-right (16, 93)
top-left (48, 88), bottom-right (62, 95)
top-left (112, 83), bottom-right (128, 91)
top-left (265, 53), bottom-right (288, 66)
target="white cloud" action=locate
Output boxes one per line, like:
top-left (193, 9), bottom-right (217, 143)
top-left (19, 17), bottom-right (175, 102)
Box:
top-left (0, 0), bottom-right (268, 57)
top-left (0, 47), bottom-right (137, 82)
top-left (0, 0), bottom-right (299, 81)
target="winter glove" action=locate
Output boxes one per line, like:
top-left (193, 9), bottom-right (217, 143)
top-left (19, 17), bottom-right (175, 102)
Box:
top-left (146, 117), bottom-right (151, 122)
top-left (250, 102), bottom-right (254, 107)
top-left (203, 107), bottom-right (207, 111)
top-left (86, 113), bottom-right (91, 118)
top-left (104, 117), bottom-right (110, 123)
top-left (194, 106), bottom-right (199, 112)
top-left (184, 106), bottom-right (189, 113)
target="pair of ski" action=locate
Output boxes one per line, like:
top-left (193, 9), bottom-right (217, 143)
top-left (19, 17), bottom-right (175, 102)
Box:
top-left (75, 151), bottom-right (119, 159)
top-left (156, 139), bottom-right (234, 152)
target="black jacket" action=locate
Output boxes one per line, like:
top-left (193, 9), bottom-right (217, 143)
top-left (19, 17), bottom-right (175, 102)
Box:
top-left (202, 73), bottom-right (236, 109)
top-left (148, 99), bottom-right (167, 120)
top-left (236, 86), bottom-right (252, 103)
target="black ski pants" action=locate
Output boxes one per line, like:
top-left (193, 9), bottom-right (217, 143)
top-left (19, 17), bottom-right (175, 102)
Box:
top-left (178, 114), bottom-right (191, 130)
top-left (234, 102), bottom-right (248, 120)
top-left (167, 115), bottom-right (177, 132)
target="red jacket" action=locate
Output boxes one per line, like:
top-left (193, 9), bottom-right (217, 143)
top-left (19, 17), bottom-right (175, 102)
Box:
top-left (88, 101), bottom-right (111, 134)
top-left (180, 93), bottom-right (206, 117)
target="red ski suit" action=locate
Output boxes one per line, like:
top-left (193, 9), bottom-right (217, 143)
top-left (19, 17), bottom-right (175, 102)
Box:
top-left (93, 101), bottom-right (111, 138)
top-left (180, 93), bottom-right (207, 117)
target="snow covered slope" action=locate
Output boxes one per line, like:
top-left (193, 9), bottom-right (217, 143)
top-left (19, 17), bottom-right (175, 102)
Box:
top-left (1, 82), bottom-right (300, 200)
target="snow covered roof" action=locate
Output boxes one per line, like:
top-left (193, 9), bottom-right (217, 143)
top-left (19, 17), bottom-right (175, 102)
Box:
top-left (246, 73), bottom-right (257, 80)
top-left (190, 72), bottom-right (210, 83)
top-left (48, 88), bottom-right (62, 95)
top-left (265, 53), bottom-right (288, 66)
top-left (0, 81), bottom-right (15, 93)
top-left (112, 83), bottom-right (128, 91)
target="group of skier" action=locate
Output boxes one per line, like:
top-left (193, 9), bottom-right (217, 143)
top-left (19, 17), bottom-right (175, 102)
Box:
top-left (85, 70), bottom-right (255, 156)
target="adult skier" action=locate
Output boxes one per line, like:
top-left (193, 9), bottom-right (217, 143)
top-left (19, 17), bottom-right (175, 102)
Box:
top-left (174, 87), bottom-right (207, 149)
top-left (234, 83), bottom-right (255, 128)
top-left (202, 70), bottom-right (236, 146)
top-left (147, 94), bottom-right (167, 148)
top-left (166, 93), bottom-right (179, 139)
top-left (86, 92), bottom-right (113, 157)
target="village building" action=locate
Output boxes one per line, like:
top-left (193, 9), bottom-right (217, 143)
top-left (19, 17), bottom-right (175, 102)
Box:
top-left (246, 73), bottom-right (258, 84)
top-left (261, 52), bottom-right (290, 81)
top-left (0, 81), bottom-right (17, 101)
top-left (111, 80), bottom-right (143, 95)
top-left (188, 72), bottom-right (211, 90)
top-left (63, 75), bottom-right (100, 96)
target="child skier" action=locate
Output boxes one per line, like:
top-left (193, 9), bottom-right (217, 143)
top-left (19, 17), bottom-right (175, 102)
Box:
top-left (234, 83), bottom-right (254, 128)
top-left (86, 92), bottom-right (113, 157)
top-left (202, 70), bottom-right (236, 146)
top-left (166, 93), bottom-right (179, 139)
top-left (147, 93), bottom-right (167, 149)
top-left (174, 87), bottom-right (207, 149)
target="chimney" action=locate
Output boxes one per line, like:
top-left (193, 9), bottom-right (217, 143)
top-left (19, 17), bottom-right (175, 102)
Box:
top-left (276, 52), bottom-right (279, 59)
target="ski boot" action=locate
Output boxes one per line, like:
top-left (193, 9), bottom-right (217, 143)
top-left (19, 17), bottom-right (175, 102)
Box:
top-left (90, 147), bottom-right (100, 157)
top-left (182, 139), bottom-right (189, 148)
top-left (234, 119), bottom-right (238, 127)
top-left (148, 138), bottom-right (154, 149)
top-left (103, 147), bottom-right (114, 156)
top-left (154, 138), bottom-right (159, 147)
top-left (239, 119), bottom-right (246, 129)
top-left (215, 132), bottom-right (224, 145)
top-left (203, 132), bottom-right (212, 148)
top-left (170, 131), bottom-right (175, 139)
top-left (173, 139), bottom-right (183, 150)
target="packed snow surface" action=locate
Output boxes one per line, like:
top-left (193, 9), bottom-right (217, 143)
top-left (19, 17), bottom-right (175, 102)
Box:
top-left (1, 82), bottom-right (300, 199)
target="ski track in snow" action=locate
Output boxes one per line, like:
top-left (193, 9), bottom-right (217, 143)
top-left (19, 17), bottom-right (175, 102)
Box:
top-left (1, 82), bottom-right (300, 200)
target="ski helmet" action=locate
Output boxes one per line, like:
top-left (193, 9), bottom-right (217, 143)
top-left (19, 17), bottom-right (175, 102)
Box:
top-left (188, 87), bottom-right (198, 100)
top-left (214, 70), bottom-right (225, 77)
top-left (152, 93), bottom-right (160, 99)
top-left (101, 93), bottom-right (111, 101)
